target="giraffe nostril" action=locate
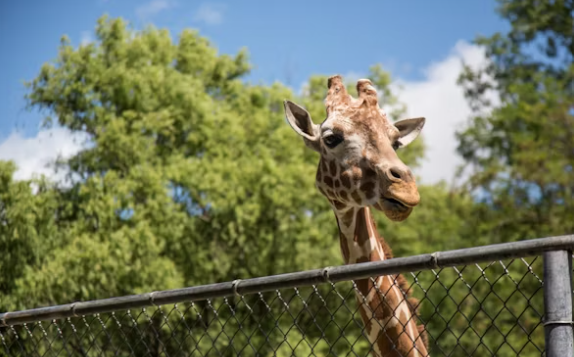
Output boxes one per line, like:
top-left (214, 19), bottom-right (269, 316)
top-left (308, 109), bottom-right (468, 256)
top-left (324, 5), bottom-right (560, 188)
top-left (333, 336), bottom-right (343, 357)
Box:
top-left (389, 168), bottom-right (402, 180)
top-left (387, 166), bottom-right (414, 182)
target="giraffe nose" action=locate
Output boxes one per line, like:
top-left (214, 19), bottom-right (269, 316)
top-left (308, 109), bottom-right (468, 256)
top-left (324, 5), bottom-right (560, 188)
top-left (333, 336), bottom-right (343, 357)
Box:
top-left (387, 165), bottom-right (414, 183)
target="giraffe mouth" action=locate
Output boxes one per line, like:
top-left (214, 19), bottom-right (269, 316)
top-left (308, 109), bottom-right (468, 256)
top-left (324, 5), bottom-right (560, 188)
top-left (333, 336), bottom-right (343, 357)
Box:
top-left (385, 198), bottom-right (408, 208)
top-left (374, 196), bottom-right (414, 221)
top-left (380, 195), bottom-right (413, 209)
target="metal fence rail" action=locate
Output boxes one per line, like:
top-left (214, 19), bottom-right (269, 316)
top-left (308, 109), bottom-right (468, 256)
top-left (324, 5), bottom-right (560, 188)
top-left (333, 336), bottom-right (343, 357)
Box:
top-left (1, 235), bottom-right (573, 356)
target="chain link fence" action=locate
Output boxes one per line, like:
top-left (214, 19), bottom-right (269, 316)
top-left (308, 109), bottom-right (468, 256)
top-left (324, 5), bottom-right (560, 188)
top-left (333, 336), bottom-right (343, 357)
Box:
top-left (1, 236), bottom-right (573, 357)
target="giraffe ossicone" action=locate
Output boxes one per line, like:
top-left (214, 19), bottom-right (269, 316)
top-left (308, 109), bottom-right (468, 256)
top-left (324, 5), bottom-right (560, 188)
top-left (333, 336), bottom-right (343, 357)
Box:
top-left (284, 74), bottom-right (430, 357)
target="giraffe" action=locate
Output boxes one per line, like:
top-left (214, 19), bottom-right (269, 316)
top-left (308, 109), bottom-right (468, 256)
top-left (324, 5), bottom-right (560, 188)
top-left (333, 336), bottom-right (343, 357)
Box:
top-left (283, 74), bottom-right (429, 357)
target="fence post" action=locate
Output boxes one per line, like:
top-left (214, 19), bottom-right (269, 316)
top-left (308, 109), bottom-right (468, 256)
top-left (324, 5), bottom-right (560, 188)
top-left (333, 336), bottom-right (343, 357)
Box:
top-left (543, 250), bottom-right (573, 357)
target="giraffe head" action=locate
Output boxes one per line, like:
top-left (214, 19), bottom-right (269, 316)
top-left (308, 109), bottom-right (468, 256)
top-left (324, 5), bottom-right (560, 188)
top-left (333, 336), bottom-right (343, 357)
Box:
top-left (284, 75), bottom-right (425, 221)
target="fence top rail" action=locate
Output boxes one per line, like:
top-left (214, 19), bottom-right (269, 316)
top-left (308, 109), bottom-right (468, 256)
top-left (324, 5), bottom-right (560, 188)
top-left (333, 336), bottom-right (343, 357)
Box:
top-left (2, 234), bottom-right (573, 327)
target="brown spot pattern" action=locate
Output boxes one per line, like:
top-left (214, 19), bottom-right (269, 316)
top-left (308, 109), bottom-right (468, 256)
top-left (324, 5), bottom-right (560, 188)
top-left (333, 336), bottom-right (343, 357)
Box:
top-left (342, 209), bottom-right (355, 227)
top-left (355, 277), bottom-right (393, 323)
top-left (339, 190), bottom-right (349, 201)
top-left (353, 208), bottom-right (370, 245)
top-left (351, 190), bottom-right (363, 205)
top-left (361, 181), bottom-right (376, 199)
top-left (339, 233), bottom-right (350, 263)
top-left (357, 301), bottom-right (373, 335)
top-left (325, 188), bottom-right (335, 198)
top-left (332, 200), bottom-right (346, 210)
top-left (383, 323), bottom-right (427, 357)
top-left (321, 159), bottom-right (328, 173)
top-left (323, 176), bottom-right (333, 187)
top-left (364, 168), bottom-right (377, 180)
top-left (354, 259), bottom-right (370, 304)
top-left (329, 160), bottom-right (337, 176)
top-left (341, 172), bottom-right (352, 189)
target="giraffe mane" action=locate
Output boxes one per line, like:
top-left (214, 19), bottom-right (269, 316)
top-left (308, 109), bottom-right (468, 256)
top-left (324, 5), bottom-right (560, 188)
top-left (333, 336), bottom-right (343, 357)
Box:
top-left (371, 215), bottom-right (430, 349)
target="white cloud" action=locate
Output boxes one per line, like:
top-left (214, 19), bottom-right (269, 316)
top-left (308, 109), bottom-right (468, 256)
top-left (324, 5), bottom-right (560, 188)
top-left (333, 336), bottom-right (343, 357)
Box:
top-left (80, 31), bottom-right (93, 46)
top-left (3, 41), bottom-right (490, 190)
top-left (392, 40), bottom-right (498, 186)
top-left (194, 3), bottom-right (225, 25)
top-left (342, 71), bottom-right (364, 83)
top-left (0, 128), bottom-right (88, 183)
top-left (293, 45), bottom-right (496, 186)
top-left (136, 0), bottom-right (172, 20)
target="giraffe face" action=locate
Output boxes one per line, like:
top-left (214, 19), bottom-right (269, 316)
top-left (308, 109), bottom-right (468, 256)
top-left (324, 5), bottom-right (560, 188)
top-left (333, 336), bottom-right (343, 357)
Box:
top-left (284, 75), bottom-right (425, 221)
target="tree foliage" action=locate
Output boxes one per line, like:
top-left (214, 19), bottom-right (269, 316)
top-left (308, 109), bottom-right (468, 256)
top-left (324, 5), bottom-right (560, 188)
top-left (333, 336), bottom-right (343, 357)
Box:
top-left (457, 0), bottom-right (574, 244)
top-left (2, 2), bottom-right (566, 353)
top-left (0, 15), bottom-right (471, 356)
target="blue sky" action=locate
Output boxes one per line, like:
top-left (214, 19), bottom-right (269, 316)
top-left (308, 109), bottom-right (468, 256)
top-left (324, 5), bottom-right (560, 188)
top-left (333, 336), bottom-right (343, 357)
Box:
top-left (0, 0), bottom-right (508, 184)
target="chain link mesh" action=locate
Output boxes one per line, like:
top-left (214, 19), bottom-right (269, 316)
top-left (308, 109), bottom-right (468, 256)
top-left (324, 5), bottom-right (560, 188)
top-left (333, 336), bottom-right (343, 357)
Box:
top-left (0, 256), bottom-right (550, 356)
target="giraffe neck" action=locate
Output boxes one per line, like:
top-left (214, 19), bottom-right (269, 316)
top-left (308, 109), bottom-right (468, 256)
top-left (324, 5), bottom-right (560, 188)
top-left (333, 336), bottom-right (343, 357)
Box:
top-left (332, 205), bottom-right (389, 265)
top-left (331, 204), bottom-right (428, 357)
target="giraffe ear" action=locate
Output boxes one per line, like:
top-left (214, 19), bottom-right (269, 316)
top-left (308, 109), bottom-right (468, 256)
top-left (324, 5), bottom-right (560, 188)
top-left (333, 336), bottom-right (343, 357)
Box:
top-left (284, 100), bottom-right (321, 152)
top-left (393, 117), bottom-right (425, 148)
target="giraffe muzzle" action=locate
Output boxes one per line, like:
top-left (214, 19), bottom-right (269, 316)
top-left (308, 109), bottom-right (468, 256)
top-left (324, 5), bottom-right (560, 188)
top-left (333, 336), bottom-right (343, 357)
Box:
top-left (373, 181), bottom-right (420, 221)
top-left (373, 198), bottom-right (414, 221)
top-left (386, 181), bottom-right (420, 207)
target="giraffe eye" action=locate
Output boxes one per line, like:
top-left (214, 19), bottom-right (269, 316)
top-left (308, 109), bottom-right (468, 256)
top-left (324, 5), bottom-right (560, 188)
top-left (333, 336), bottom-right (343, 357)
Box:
top-left (323, 134), bottom-right (344, 148)
top-left (392, 141), bottom-right (401, 151)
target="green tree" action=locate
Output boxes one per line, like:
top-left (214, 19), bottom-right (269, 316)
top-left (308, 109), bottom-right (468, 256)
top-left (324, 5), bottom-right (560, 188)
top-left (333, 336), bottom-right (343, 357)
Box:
top-left (446, 1), bottom-right (574, 355)
top-left (1, 14), bottom-right (477, 357)
top-left (0, 161), bottom-right (61, 310)
top-left (457, 0), bottom-right (574, 244)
